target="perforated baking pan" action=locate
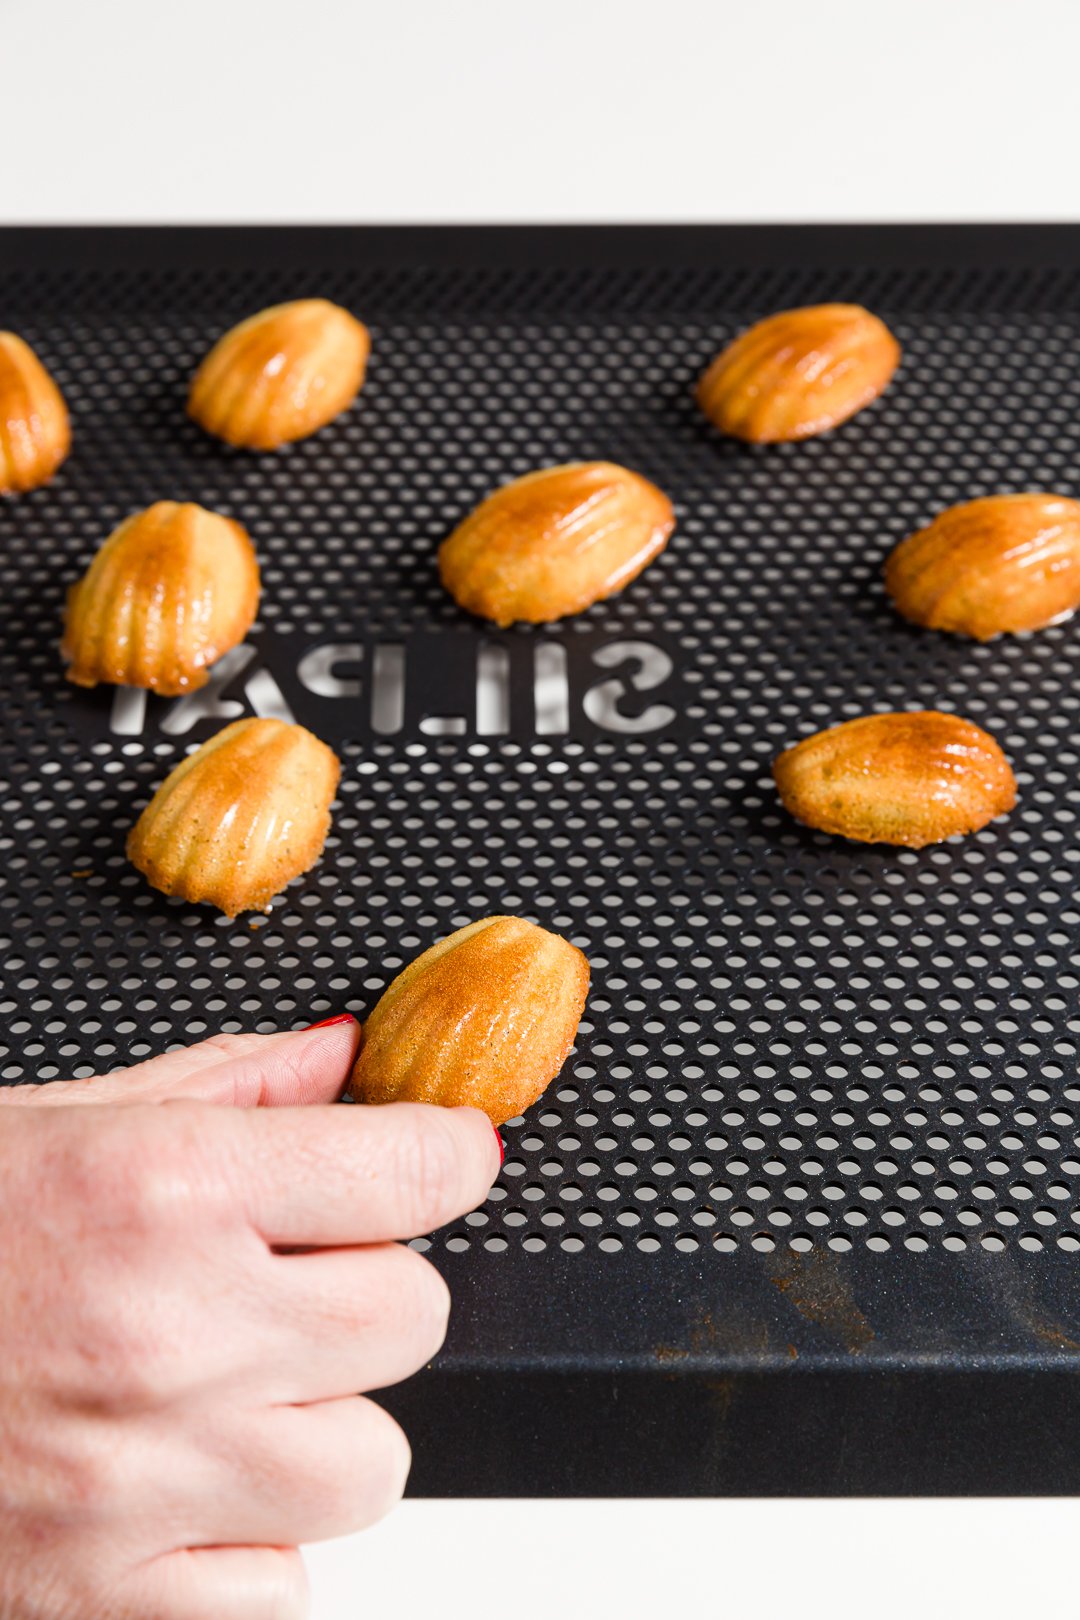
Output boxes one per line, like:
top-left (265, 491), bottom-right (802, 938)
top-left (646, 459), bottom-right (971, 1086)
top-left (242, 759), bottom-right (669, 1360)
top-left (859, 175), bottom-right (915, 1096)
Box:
top-left (3, 225), bottom-right (1080, 1495)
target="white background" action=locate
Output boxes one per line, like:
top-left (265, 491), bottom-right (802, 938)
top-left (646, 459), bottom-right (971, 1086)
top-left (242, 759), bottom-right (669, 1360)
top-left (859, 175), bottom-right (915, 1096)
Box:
top-left (3, 0), bottom-right (1079, 1615)
top-left (2, 0), bottom-right (1080, 224)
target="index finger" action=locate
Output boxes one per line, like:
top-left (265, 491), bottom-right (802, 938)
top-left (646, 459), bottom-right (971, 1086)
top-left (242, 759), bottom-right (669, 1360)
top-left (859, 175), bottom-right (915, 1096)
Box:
top-left (226, 1100), bottom-right (502, 1246)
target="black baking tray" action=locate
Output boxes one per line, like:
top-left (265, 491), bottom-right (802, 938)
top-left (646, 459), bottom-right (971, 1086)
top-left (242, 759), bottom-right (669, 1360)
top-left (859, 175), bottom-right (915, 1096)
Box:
top-left (2, 225), bottom-right (1080, 1495)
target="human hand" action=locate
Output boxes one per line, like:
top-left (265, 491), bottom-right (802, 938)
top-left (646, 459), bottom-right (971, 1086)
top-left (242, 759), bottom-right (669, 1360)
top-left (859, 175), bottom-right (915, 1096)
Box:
top-left (0, 1019), bottom-right (500, 1619)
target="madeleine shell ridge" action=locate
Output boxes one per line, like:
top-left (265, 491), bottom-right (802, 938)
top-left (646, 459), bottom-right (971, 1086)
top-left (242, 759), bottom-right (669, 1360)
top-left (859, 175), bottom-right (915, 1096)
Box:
top-left (61, 501), bottom-right (260, 695)
top-left (885, 492), bottom-right (1080, 641)
top-left (0, 332), bottom-right (71, 495)
top-left (773, 711), bottom-right (1017, 848)
top-left (126, 718), bottom-right (341, 917)
top-left (349, 916), bottom-right (591, 1126)
top-left (188, 298), bottom-right (371, 450)
top-left (696, 303), bottom-right (900, 443)
top-left (438, 460), bottom-right (675, 627)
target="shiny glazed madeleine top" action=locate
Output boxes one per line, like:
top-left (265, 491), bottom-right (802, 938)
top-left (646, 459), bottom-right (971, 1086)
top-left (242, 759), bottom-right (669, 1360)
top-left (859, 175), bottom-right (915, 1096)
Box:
top-left (349, 915), bottom-right (591, 1126)
top-left (696, 303), bottom-right (901, 443)
top-left (0, 331), bottom-right (71, 495)
top-left (188, 298), bottom-right (371, 450)
top-left (885, 492), bottom-right (1080, 641)
top-left (61, 501), bottom-right (260, 695)
top-left (772, 710), bottom-right (1017, 848)
top-left (438, 460), bottom-right (675, 627)
top-left (126, 718), bottom-right (341, 917)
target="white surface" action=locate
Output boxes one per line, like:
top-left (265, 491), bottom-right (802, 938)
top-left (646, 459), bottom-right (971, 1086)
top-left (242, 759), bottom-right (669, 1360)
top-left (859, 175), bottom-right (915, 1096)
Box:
top-left (1, 0), bottom-right (1080, 223)
top-left (309, 1499), bottom-right (1080, 1620)
top-left (6, 0), bottom-right (1080, 1614)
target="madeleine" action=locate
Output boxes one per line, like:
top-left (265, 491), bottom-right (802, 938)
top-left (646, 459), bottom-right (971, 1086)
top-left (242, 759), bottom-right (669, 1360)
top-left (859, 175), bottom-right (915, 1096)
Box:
top-left (439, 461), bottom-right (674, 627)
top-left (697, 303), bottom-right (900, 443)
top-left (885, 493), bottom-right (1080, 640)
top-left (62, 501), bottom-right (260, 695)
top-left (127, 718), bottom-right (340, 916)
top-left (773, 711), bottom-right (1016, 848)
top-left (188, 299), bottom-right (370, 449)
top-left (0, 332), bottom-right (71, 494)
top-left (350, 916), bottom-right (590, 1125)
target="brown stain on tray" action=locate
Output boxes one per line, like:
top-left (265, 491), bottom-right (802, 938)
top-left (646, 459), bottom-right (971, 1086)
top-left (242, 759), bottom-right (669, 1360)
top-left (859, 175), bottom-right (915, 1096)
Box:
top-left (653, 1304), bottom-right (774, 1373)
top-left (769, 1247), bottom-right (875, 1355)
top-left (654, 1344), bottom-right (690, 1366)
top-left (1029, 1318), bottom-right (1080, 1353)
top-left (993, 1270), bottom-right (1080, 1354)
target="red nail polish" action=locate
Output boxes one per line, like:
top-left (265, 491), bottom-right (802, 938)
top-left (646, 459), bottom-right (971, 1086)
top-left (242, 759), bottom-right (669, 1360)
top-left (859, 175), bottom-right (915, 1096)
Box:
top-left (493, 1125), bottom-right (505, 1167)
top-left (304, 1013), bottom-right (357, 1031)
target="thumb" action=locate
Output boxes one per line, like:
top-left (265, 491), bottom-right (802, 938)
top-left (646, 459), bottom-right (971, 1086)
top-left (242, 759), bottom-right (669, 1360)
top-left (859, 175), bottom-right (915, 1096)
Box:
top-left (2, 1016), bottom-right (362, 1109)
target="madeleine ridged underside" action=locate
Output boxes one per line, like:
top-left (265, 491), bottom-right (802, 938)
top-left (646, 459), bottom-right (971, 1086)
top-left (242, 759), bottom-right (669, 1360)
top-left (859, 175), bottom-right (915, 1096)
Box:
top-left (438, 461), bottom-right (675, 627)
top-left (0, 331), bottom-right (71, 494)
top-left (188, 298), bottom-right (370, 449)
top-left (349, 915), bottom-right (591, 1125)
top-left (696, 303), bottom-right (901, 443)
top-left (61, 501), bottom-right (260, 695)
top-left (126, 718), bottom-right (341, 917)
top-left (885, 492), bottom-right (1080, 641)
top-left (773, 711), bottom-right (1016, 848)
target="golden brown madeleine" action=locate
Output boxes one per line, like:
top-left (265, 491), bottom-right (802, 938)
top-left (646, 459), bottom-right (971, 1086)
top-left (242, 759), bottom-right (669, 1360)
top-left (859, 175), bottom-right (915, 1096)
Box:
top-left (62, 501), bottom-right (260, 695)
top-left (773, 711), bottom-right (1016, 848)
top-left (349, 915), bottom-right (590, 1126)
top-left (696, 303), bottom-right (900, 443)
top-left (438, 461), bottom-right (675, 627)
top-left (188, 299), bottom-right (370, 450)
top-left (0, 332), bottom-right (71, 494)
top-left (126, 718), bottom-right (340, 917)
top-left (885, 492), bottom-right (1080, 641)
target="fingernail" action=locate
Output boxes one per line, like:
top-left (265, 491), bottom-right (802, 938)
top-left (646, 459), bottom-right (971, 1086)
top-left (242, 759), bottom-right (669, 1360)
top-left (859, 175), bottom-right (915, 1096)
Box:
top-left (304, 1013), bottom-right (357, 1031)
top-left (493, 1124), bottom-right (505, 1167)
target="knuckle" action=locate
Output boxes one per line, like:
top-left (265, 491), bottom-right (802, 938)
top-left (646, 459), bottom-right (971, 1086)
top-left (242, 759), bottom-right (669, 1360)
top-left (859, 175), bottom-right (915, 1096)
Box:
top-left (110, 1148), bottom-right (185, 1233)
top-left (261, 1403), bottom-right (411, 1541)
top-left (53, 1113), bottom-right (168, 1234)
top-left (317, 1247), bottom-right (450, 1372)
top-left (264, 1039), bottom-right (314, 1098)
top-left (68, 1292), bottom-right (176, 1408)
top-left (49, 1119), bottom-right (226, 1404)
top-left (23, 1109), bottom-right (235, 1412)
top-left (125, 1548), bottom-right (308, 1620)
top-left (199, 1031), bottom-right (256, 1062)
top-left (356, 1401), bottom-right (411, 1524)
top-left (404, 1109), bottom-right (465, 1225)
top-left (96, 1103), bottom-right (231, 1238)
top-left (266, 1551), bottom-right (311, 1620)
top-left (306, 1402), bottom-right (411, 1533)
top-left (42, 1417), bottom-right (135, 1517)
top-left (106, 1333), bottom-right (176, 1408)
top-left (397, 1249), bottom-right (451, 1359)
